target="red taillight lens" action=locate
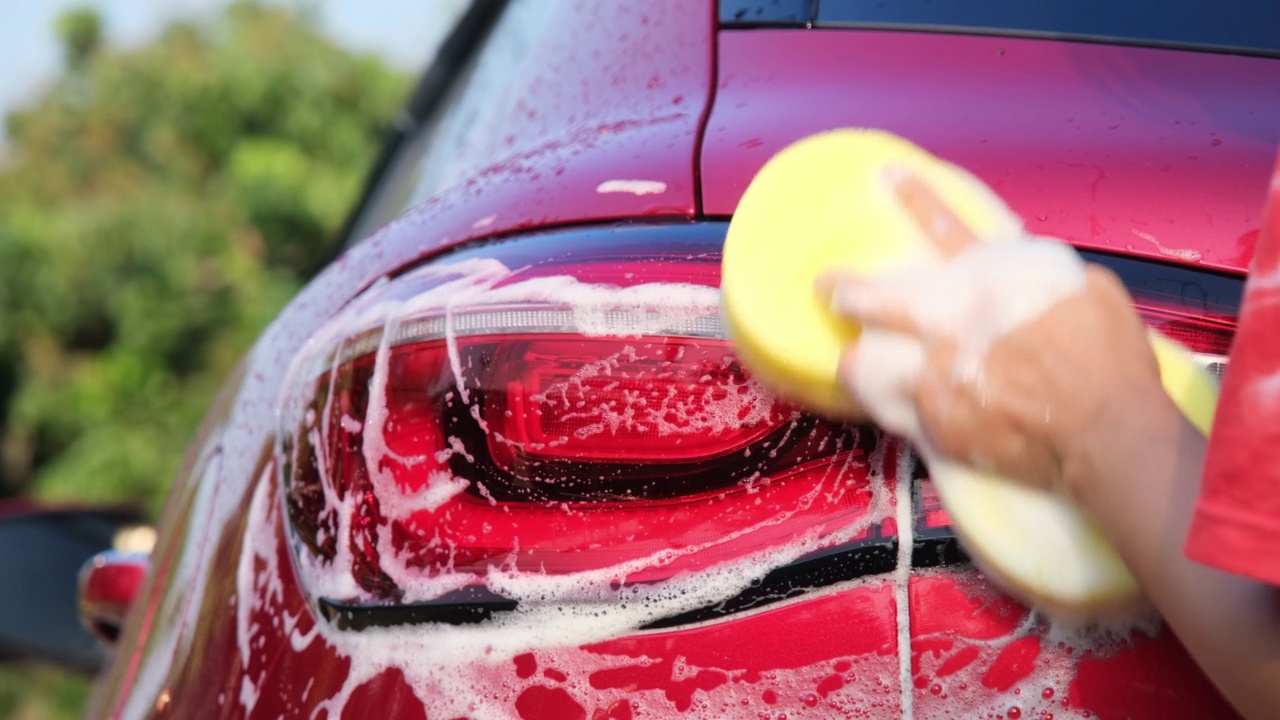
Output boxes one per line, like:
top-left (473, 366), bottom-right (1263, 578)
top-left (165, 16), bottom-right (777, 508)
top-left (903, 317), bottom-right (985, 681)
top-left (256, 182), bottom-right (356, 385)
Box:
top-left (280, 230), bottom-right (1244, 612)
top-left (280, 226), bottom-right (893, 606)
top-left (490, 338), bottom-right (783, 465)
top-left (289, 329), bottom-right (876, 596)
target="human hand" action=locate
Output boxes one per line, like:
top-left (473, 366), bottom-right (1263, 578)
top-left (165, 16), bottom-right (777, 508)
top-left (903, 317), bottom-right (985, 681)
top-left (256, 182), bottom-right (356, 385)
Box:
top-left (818, 170), bottom-right (1173, 500)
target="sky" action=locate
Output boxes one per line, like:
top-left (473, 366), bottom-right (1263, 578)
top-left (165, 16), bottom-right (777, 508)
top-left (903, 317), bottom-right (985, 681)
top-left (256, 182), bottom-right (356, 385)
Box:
top-left (0, 0), bottom-right (467, 124)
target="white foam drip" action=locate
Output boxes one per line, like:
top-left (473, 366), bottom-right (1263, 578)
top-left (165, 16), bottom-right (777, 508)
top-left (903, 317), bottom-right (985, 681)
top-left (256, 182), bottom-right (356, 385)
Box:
top-left (1132, 228), bottom-right (1204, 262)
top-left (595, 179), bottom-right (668, 196)
top-left (894, 444), bottom-right (915, 720)
top-left (417, 469), bottom-right (470, 512)
top-left (119, 440), bottom-right (226, 720)
top-left (235, 466), bottom-right (278, 715)
top-left (339, 414), bottom-right (362, 434)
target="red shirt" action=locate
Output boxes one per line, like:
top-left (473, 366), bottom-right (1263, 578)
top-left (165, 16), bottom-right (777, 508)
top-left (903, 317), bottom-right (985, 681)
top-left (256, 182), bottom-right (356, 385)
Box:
top-left (1188, 155), bottom-right (1280, 584)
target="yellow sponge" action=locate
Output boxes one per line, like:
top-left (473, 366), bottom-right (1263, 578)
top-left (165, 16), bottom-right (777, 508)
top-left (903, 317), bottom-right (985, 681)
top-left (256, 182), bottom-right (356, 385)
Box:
top-left (721, 128), bottom-right (1218, 613)
top-left (722, 129), bottom-right (1023, 416)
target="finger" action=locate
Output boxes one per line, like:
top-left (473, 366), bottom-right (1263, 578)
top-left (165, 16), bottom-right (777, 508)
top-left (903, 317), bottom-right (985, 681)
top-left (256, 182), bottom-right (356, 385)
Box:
top-left (812, 269), bottom-right (852, 302)
top-left (821, 273), bottom-right (923, 336)
top-left (838, 338), bottom-right (926, 440)
top-left (886, 166), bottom-right (979, 260)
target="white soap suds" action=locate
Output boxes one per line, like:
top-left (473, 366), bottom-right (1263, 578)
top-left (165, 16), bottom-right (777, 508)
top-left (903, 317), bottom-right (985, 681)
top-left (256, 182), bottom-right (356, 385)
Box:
top-left (530, 345), bottom-right (777, 443)
top-left (417, 469), bottom-right (471, 512)
top-left (595, 179), bottom-right (668, 196)
top-left (235, 464), bottom-right (279, 715)
top-left (121, 441), bottom-right (227, 720)
top-left (1132, 228), bottom-right (1204, 262)
top-left (894, 443), bottom-right (915, 720)
top-left (252, 237), bottom-right (1179, 719)
top-left (834, 238), bottom-right (1088, 416)
top-left (909, 568), bottom-right (1162, 720)
top-left (831, 215), bottom-right (1159, 618)
top-left (242, 435), bottom-right (910, 719)
top-left (277, 257), bottom-right (894, 609)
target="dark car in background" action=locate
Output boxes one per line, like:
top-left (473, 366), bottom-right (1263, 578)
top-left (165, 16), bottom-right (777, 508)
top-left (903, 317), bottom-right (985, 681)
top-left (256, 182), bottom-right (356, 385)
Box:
top-left (35, 0), bottom-right (1280, 717)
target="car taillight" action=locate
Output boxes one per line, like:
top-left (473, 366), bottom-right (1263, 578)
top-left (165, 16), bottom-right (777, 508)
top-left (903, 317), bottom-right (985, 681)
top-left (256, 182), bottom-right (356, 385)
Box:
top-left (485, 337), bottom-right (785, 467)
top-left (279, 225), bottom-right (893, 607)
top-left (280, 227), bottom-right (1243, 615)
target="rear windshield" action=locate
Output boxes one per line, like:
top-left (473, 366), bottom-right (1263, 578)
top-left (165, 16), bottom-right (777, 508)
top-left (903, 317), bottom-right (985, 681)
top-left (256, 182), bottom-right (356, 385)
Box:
top-left (817, 0), bottom-right (1280, 56)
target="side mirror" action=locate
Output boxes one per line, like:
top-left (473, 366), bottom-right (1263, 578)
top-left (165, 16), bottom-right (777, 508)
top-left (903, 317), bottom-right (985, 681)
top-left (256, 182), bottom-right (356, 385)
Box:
top-left (0, 503), bottom-right (149, 672)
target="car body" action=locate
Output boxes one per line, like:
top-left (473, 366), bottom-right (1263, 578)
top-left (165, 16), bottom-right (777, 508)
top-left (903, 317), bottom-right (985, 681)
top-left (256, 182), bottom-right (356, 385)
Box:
top-left (85, 1), bottom-right (1280, 718)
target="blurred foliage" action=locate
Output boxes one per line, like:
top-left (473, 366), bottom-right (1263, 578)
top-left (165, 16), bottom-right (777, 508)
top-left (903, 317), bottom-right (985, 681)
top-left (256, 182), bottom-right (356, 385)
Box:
top-left (0, 1), bottom-right (409, 515)
top-left (0, 2), bottom-right (410, 715)
top-left (0, 662), bottom-right (91, 720)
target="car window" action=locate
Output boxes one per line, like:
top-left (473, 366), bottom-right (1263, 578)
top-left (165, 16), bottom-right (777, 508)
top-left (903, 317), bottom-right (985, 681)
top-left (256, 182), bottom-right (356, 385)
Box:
top-left (347, 0), bottom-right (557, 243)
top-left (817, 0), bottom-right (1280, 55)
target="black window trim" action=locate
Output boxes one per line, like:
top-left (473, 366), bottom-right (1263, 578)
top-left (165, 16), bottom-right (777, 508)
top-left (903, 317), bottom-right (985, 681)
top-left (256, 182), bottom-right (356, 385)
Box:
top-left (718, 0), bottom-right (1280, 61)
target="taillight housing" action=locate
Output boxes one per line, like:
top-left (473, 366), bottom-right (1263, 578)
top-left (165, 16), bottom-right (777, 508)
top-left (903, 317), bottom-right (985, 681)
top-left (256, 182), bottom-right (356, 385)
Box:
top-left (279, 225), bottom-right (1242, 619)
top-left (280, 225), bottom-right (898, 609)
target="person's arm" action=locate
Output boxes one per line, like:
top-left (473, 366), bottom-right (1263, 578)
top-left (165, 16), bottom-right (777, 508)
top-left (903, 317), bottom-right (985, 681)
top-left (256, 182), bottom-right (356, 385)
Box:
top-left (822, 169), bottom-right (1280, 720)
top-left (1073, 385), bottom-right (1280, 720)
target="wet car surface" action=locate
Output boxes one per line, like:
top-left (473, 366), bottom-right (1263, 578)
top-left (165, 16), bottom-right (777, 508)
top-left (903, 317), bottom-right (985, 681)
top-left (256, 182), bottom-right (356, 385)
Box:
top-left (88, 1), bottom-right (1280, 717)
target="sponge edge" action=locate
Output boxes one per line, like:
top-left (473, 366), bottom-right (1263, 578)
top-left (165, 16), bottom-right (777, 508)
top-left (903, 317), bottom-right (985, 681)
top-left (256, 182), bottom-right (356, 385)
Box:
top-left (721, 129), bottom-right (1023, 417)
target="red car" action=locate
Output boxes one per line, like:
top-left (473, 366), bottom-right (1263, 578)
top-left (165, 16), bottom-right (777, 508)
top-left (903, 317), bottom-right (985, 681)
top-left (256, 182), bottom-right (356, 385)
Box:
top-left (76, 1), bottom-right (1280, 717)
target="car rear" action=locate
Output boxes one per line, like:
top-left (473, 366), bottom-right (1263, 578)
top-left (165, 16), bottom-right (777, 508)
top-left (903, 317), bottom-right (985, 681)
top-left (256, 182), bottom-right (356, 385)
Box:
top-left (90, 1), bottom-right (1280, 718)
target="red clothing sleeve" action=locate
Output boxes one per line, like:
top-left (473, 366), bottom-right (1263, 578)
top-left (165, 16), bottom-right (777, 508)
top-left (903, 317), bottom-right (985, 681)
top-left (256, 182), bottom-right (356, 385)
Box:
top-left (1187, 153), bottom-right (1280, 585)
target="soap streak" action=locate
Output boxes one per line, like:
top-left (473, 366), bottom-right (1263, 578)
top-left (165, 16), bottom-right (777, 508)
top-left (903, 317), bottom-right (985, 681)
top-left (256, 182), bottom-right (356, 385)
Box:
top-left (895, 442), bottom-right (915, 719)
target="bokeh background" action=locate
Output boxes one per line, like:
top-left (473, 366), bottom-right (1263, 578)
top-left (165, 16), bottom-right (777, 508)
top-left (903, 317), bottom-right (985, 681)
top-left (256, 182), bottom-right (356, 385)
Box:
top-left (0, 1), bottom-right (461, 716)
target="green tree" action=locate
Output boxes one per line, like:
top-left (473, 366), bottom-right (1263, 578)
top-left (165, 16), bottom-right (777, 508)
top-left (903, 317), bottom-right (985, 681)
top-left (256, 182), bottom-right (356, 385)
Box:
top-left (0, 3), bottom-right (410, 716)
top-left (55, 8), bottom-right (103, 69)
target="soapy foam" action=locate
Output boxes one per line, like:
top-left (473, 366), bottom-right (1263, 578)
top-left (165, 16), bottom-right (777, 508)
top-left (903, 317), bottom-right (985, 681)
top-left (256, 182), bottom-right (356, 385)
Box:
top-left (281, 259), bottom-right (894, 607)
top-left (244, 437), bottom-right (911, 720)
top-left (835, 237), bottom-right (1088, 409)
top-left (235, 464), bottom-right (279, 714)
top-left (894, 444), bottom-right (915, 720)
top-left (909, 569), bottom-right (1161, 720)
top-left (265, 247), bottom-right (1156, 718)
top-left (530, 345), bottom-right (777, 443)
top-left (595, 179), bottom-right (668, 196)
top-left (838, 238), bottom-right (1087, 452)
top-left (275, 259), bottom-right (899, 714)
top-left (1132, 228), bottom-right (1204, 263)
top-left (242, 480), bottom-right (1153, 720)
top-left (120, 441), bottom-right (227, 720)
